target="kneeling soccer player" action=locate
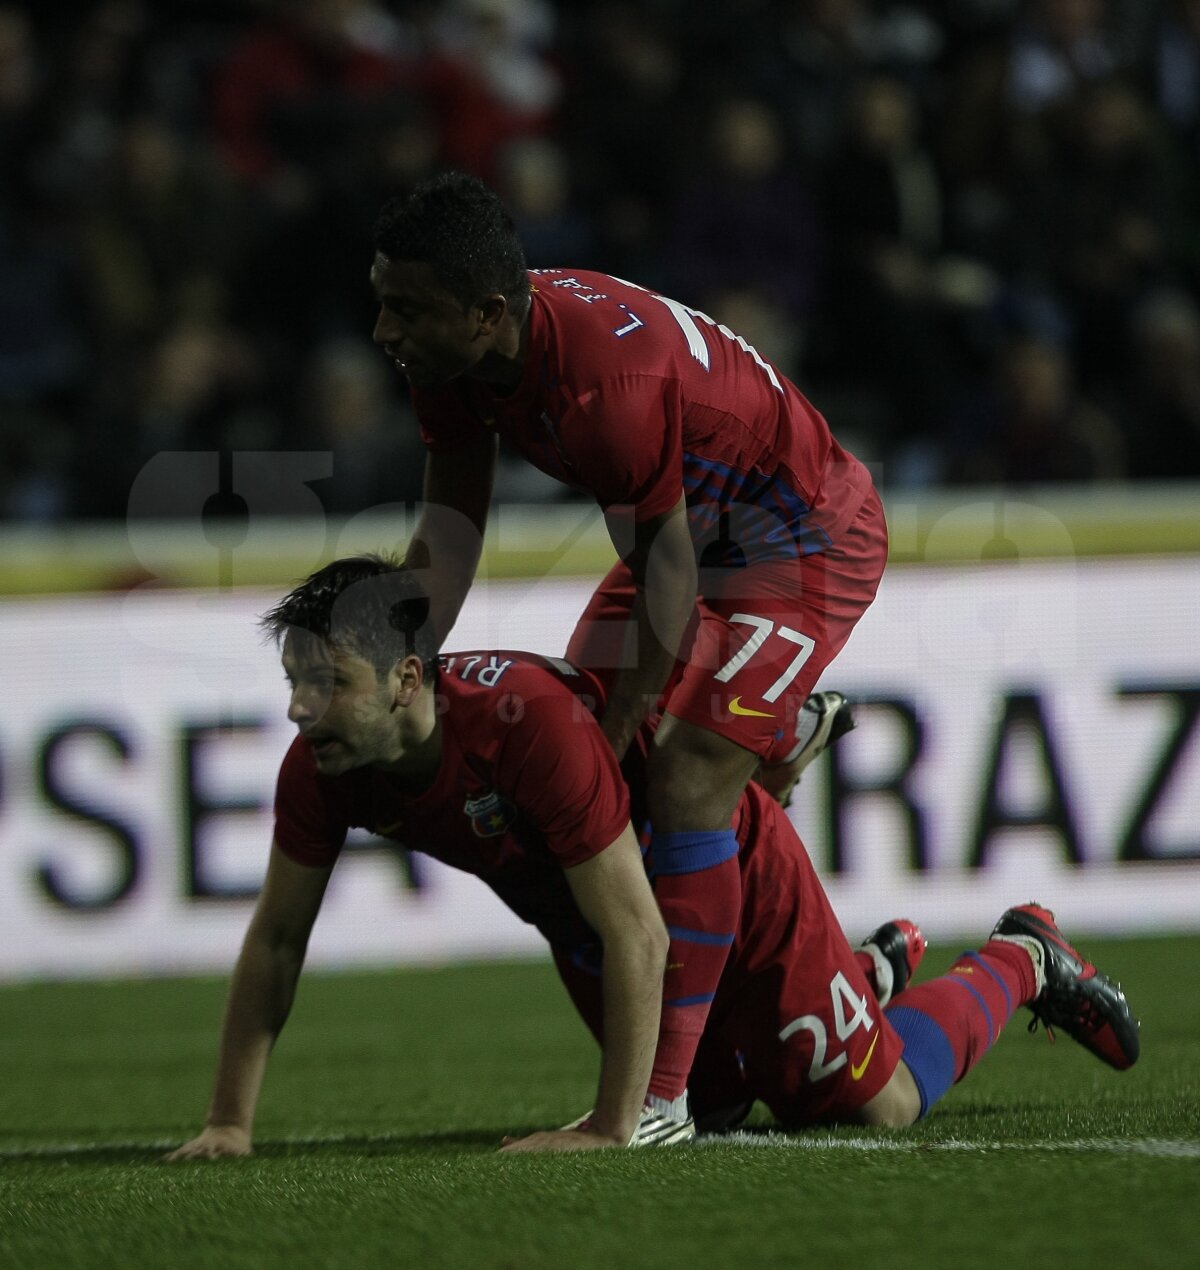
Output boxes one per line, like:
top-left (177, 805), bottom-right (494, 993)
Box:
top-left (167, 556), bottom-right (1139, 1159)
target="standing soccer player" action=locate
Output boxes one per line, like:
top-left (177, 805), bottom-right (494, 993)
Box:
top-left (369, 171), bottom-right (885, 1109)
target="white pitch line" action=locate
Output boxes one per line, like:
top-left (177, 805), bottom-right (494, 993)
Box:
top-left (696, 1132), bottom-right (1200, 1158)
top-left (1, 1134), bottom-right (1198, 1161)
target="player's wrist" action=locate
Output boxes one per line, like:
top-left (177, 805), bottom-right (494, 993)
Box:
top-left (204, 1118), bottom-right (252, 1140)
top-left (571, 1094), bottom-right (643, 1143)
top-left (592, 1126), bottom-right (634, 1148)
top-left (585, 1110), bottom-right (639, 1146)
top-left (562, 1095), bottom-right (695, 1148)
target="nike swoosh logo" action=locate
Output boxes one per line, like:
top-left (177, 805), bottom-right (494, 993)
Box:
top-left (850, 1031), bottom-right (880, 1081)
top-left (729, 696), bottom-right (775, 718)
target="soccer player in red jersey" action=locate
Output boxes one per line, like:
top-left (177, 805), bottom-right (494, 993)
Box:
top-left (168, 555), bottom-right (669, 1157)
top-left (167, 557), bottom-right (1139, 1160)
top-left (369, 171), bottom-right (887, 1102)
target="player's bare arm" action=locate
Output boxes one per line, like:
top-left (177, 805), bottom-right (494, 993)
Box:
top-left (501, 825), bottom-right (668, 1152)
top-left (405, 436), bottom-right (498, 645)
top-left (165, 844), bottom-right (333, 1161)
top-left (599, 495), bottom-right (697, 761)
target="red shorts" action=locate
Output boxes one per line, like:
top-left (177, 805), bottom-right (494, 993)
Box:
top-left (566, 488), bottom-right (887, 764)
top-left (552, 785), bottom-right (905, 1127)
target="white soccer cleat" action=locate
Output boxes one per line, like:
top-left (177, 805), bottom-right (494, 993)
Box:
top-left (627, 1102), bottom-right (696, 1148)
top-left (756, 691), bottom-right (856, 808)
top-left (561, 1093), bottom-right (695, 1147)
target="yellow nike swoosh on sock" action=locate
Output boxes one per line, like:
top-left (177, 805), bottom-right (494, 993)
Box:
top-left (850, 1031), bottom-right (881, 1081)
top-left (729, 696), bottom-right (775, 718)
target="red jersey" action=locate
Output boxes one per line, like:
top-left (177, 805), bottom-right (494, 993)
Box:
top-left (274, 652), bottom-right (629, 945)
top-left (412, 270), bottom-right (875, 560)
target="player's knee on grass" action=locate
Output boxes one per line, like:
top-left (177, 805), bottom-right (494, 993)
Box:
top-left (855, 1062), bottom-right (922, 1128)
top-left (647, 718), bottom-right (760, 831)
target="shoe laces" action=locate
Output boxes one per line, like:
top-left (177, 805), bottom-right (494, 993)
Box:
top-left (1026, 1011), bottom-right (1057, 1045)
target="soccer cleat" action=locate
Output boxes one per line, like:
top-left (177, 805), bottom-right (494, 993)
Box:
top-left (756, 691), bottom-right (856, 808)
top-left (861, 919), bottom-right (928, 1007)
top-left (561, 1098), bottom-right (695, 1148)
top-left (991, 903), bottom-right (1140, 1071)
top-left (627, 1103), bottom-right (696, 1148)
top-left (791, 691), bottom-right (856, 772)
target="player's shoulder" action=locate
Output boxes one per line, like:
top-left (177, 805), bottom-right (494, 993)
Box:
top-left (531, 268), bottom-right (654, 324)
top-left (531, 267), bottom-right (639, 300)
top-left (436, 651), bottom-right (606, 748)
top-left (437, 649), bottom-right (598, 704)
top-left (530, 269), bottom-right (682, 375)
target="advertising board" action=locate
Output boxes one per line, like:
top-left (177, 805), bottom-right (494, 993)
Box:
top-left (0, 557), bottom-right (1195, 978)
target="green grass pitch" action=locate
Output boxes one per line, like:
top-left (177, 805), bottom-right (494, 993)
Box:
top-left (1, 936), bottom-right (1197, 1269)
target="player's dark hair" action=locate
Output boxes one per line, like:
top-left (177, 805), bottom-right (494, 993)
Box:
top-left (373, 171), bottom-right (531, 318)
top-left (261, 553), bottom-right (439, 680)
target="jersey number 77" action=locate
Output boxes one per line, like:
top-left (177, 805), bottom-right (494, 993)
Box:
top-left (715, 613), bottom-right (816, 704)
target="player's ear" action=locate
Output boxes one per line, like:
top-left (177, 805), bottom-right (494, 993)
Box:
top-left (390, 654), bottom-right (426, 710)
top-left (475, 293), bottom-right (507, 335)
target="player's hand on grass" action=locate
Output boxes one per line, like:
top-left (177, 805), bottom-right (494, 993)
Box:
top-left (500, 1127), bottom-right (625, 1152)
top-left (164, 1124), bottom-right (253, 1161)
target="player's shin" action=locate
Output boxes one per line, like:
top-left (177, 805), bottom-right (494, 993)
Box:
top-left (648, 842), bottom-right (741, 1101)
top-left (883, 939), bottom-right (1038, 1117)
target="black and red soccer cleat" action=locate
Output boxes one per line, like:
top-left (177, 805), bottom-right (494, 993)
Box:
top-left (991, 903), bottom-right (1140, 1071)
top-left (861, 919), bottom-right (927, 1007)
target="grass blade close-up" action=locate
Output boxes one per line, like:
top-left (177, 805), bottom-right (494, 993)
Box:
top-left (1, 936), bottom-right (1197, 1269)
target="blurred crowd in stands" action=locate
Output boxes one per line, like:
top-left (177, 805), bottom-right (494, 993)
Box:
top-left (2, 0), bottom-right (1200, 522)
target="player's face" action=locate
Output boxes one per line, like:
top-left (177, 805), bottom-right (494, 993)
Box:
top-left (282, 639), bottom-right (399, 776)
top-left (370, 254), bottom-right (484, 387)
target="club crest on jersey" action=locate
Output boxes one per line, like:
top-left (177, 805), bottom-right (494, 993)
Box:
top-left (464, 789), bottom-right (516, 838)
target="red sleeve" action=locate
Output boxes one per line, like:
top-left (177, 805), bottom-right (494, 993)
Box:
top-left (273, 738), bottom-right (350, 868)
top-left (411, 383), bottom-right (490, 451)
top-left (494, 691), bottom-right (631, 868)
top-left (564, 374), bottom-right (685, 519)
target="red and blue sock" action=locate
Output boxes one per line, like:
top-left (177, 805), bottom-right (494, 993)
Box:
top-left (884, 939), bottom-right (1039, 1117)
top-left (647, 829), bottom-right (741, 1101)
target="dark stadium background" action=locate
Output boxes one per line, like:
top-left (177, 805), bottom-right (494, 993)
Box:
top-left (3, 0), bottom-right (1200, 526)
